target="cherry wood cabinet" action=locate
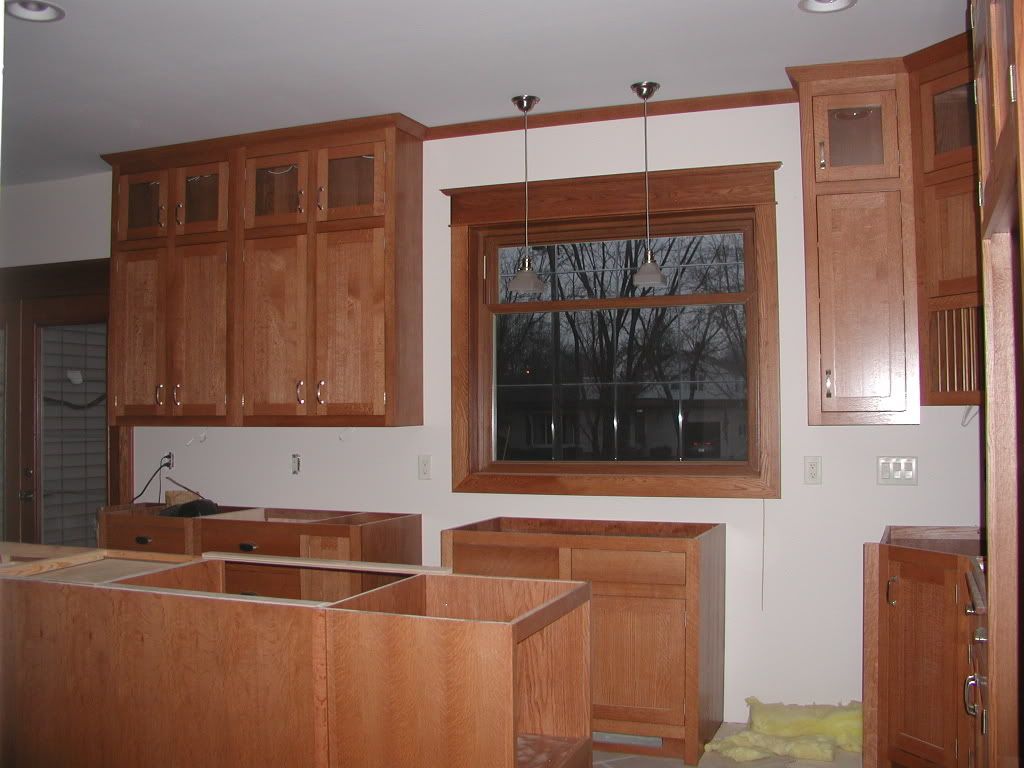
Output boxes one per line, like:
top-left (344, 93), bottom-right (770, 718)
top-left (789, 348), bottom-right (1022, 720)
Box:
top-left (789, 60), bottom-right (920, 425)
top-left (104, 113), bottom-right (424, 427)
top-left (441, 517), bottom-right (725, 764)
top-left (864, 527), bottom-right (982, 768)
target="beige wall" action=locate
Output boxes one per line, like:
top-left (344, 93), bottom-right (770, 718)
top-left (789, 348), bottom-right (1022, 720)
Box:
top-left (1, 103), bottom-right (982, 720)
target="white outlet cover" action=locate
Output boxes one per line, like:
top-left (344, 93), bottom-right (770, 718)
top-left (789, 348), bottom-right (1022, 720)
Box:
top-left (803, 456), bottom-right (822, 485)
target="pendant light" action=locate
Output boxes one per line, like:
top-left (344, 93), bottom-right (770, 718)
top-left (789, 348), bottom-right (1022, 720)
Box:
top-left (508, 94), bottom-right (546, 296)
top-left (631, 81), bottom-right (668, 289)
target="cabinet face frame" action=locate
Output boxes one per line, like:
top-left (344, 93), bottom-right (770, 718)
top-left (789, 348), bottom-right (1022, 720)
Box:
top-left (812, 90), bottom-right (900, 182)
top-left (117, 170), bottom-right (169, 241)
top-left (244, 151), bottom-right (310, 229)
top-left (920, 68), bottom-right (976, 174)
top-left (315, 141), bottom-right (386, 222)
top-left (174, 161), bottom-right (229, 236)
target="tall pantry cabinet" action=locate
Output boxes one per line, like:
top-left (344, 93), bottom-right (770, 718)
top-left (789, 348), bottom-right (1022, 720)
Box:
top-left (104, 115), bottom-right (424, 428)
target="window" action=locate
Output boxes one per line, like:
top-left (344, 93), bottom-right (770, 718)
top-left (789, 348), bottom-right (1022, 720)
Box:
top-left (448, 163), bottom-right (781, 497)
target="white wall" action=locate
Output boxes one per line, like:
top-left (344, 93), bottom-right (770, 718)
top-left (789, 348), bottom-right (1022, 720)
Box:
top-left (2, 104), bottom-right (982, 721)
top-left (0, 171), bottom-right (111, 266)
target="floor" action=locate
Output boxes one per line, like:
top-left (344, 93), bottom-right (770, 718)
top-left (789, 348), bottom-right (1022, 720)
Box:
top-left (592, 724), bottom-right (864, 768)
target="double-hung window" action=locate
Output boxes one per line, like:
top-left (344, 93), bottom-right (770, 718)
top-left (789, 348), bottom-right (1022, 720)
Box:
top-left (448, 163), bottom-right (781, 497)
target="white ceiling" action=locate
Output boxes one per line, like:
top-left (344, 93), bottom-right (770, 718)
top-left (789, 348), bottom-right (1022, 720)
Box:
top-left (1, 0), bottom-right (969, 186)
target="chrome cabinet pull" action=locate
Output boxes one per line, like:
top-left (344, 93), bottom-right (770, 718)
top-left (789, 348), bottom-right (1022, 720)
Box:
top-left (824, 369), bottom-right (834, 399)
top-left (154, 383), bottom-right (165, 406)
top-left (316, 186), bottom-right (325, 211)
top-left (297, 188), bottom-right (304, 214)
top-left (158, 203), bottom-right (167, 229)
top-left (135, 535), bottom-right (152, 545)
top-left (174, 202), bottom-right (184, 226)
top-left (886, 576), bottom-right (897, 606)
top-left (316, 379), bottom-right (326, 405)
top-left (296, 380), bottom-right (305, 405)
top-left (172, 383), bottom-right (182, 407)
top-left (964, 674), bottom-right (979, 716)
top-left (238, 542), bottom-right (258, 553)
top-left (818, 141), bottom-right (827, 169)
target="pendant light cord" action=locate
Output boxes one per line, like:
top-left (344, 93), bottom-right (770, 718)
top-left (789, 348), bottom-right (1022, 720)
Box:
top-left (524, 107), bottom-right (531, 262)
top-left (643, 96), bottom-right (651, 258)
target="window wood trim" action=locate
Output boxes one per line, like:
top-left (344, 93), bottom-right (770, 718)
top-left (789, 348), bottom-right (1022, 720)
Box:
top-left (449, 164), bottom-right (781, 498)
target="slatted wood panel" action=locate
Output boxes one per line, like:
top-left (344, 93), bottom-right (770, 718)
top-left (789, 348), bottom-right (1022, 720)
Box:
top-left (930, 304), bottom-right (981, 398)
top-left (40, 323), bottom-right (107, 547)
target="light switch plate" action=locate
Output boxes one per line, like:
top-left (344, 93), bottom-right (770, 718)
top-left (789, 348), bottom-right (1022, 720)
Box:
top-left (877, 456), bottom-right (918, 485)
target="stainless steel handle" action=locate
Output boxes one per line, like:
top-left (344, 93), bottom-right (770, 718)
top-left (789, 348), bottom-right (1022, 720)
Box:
top-left (297, 188), bottom-right (304, 214)
top-left (818, 141), bottom-right (827, 169)
top-left (174, 202), bottom-right (184, 226)
top-left (172, 383), bottom-right (182, 407)
top-left (316, 379), bottom-right (326, 405)
top-left (316, 186), bottom-right (325, 211)
top-left (824, 369), bottom-right (834, 399)
top-left (238, 542), bottom-right (258, 553)
top-left (158, 203), bottom-right (166, 229)
top-left (296, 380), bottom-right (305, 405)
top-left (155, 383), bottom-right (165, 406)
top-left (964, 674), bottom-right (979, 716)
top-left (886, 576), bottom-right (897, 606)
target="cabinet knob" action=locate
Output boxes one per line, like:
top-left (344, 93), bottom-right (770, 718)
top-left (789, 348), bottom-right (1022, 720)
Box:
top-left (239, 542), bottom-right (259, 553)
top-left (135, 535), bottom-right (152, 545)
top-left (296, 380), bottom-right (305, 405)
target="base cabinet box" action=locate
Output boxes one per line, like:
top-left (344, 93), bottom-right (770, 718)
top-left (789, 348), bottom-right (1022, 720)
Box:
top-left (442, 517), bottom-right (726, 763)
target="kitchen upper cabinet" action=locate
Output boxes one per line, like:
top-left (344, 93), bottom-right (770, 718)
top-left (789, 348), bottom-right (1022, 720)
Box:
top-left (117, 170), bottom-right (169, 241)
top-left (315, 141), bottom-right (385, 221)
top-left (105, 114), bottom-right (424, 427)
top-left (921, 69), bottom-right (976, 173)
top-left (313, 228), bottom-right (385, 416)
top-left (789, 60), bottom-right (920, 425)
top-left (241, 235), bottom-right (309, 418)
top-left (812, 90), bottom-right (900, 182)
top-left (109, 249), bottom-right (167, 418)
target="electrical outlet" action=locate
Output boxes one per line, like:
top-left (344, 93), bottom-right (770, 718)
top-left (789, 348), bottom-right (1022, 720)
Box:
top-left (878, 456), bottom-right (918, 485)
top-left (162, 452), bottom-right (174, 470)
top-left (803, 456), bottom-right (822, 485)
top-left (417, 455), bottom-right (432, 480)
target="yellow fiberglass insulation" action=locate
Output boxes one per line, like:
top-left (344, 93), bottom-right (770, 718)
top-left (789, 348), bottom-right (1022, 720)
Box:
top-left (746, 697), bottom-right (863, 752)
top-left (704, 730), bottom-right (837, 762)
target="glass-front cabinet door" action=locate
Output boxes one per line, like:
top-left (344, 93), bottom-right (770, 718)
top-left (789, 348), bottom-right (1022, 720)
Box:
top-left (921, 69), bottom-right (975, 173)
top-left (315, 142), bottom-right (385, 221)
top-left (812, 90), bottom-right (900, 182)
top-left (244, 151), bottom-right (309, 228)
top-left (174, 162), bottom-right (229, 235)
top-left (117, 170), bottom-right (169, 241)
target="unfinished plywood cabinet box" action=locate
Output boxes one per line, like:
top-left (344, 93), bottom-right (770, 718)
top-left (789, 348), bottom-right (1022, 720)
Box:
top-left (0, 552), bottom-right (590, 768)
top-left (442, 517), bottom-right (726, 763)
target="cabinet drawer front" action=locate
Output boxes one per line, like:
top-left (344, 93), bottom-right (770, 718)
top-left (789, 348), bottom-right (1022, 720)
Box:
top-left (103, 517), bottom-right (190, 554)
top-left (451, 542), bottom-right (561, 579)
top-left (224, 563), bottom-right (301, 599)
top-left (572, 549), bottom-right (686, 586)
top-left (199, 522), bottom-right (300, 557)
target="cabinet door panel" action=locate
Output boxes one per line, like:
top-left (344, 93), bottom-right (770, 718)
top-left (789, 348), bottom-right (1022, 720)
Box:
top-left (244, 152), bottom-right (309, 229)
top-left (817, 191), bottom-right (908, 413)
top-left (812, 91), bottom-right (899, 182)
top-left (242, 235), bottom-right (309, 417)
top-left (174, 162), bottom-right (228, 236)
top-left (924, 176), bottom-right (980, 297)
top-left (882, 545), bottom-right (961, 768)
top-left (170, 242), bottom-right (228, 417)
top-left (111, 249), bottom-right (167, 418)
top-left (316, 141), bottom-right (385, 221)
top-left (314, 228), bottom-right (385, 416)
top-left (920, 69), bottom-right (975, 174)
top-left (590, 594), bottom-right (686, 727)
top-left (117, 170), bottom-right (169, 241)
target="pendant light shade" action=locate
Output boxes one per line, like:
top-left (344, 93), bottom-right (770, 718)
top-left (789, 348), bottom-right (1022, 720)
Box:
top-left (509, 94), bottom-right (545, 297)
top-left (631, 81), bottom-right (667, 289)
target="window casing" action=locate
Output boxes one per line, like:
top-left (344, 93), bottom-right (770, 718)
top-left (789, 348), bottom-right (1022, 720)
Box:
top-left (447, 163), bottom-right (781, 497)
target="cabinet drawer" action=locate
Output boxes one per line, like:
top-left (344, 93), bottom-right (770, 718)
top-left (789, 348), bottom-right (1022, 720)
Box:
top-left (572, 549), bottom-right (686, 586)
top-left (102, 516), bottom-right (190, 554)
top-left (452, 542), bottom-right (560, 579)
top-left (199, 522), bottom-right (299, 557)
top-left (224, 563), bottom-right (301, 599)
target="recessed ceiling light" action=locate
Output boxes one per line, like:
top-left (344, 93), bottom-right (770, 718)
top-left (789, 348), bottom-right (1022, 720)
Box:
top-left (798, 0), bottom-right (857, 12)
top-left (5, 1), bottom-right (66, 22)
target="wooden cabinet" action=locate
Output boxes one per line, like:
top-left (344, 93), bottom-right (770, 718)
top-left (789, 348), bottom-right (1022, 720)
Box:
top-left (789, 60), bottom-right (920, 425)
top-left (908, 35), bottom-right (983, 406)
top-left (441, 517), bottom-right (725, 764)
top-left (864, 526), bottom-right (983, 768)
top-left (104, 113), bottom-right (424, 427)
